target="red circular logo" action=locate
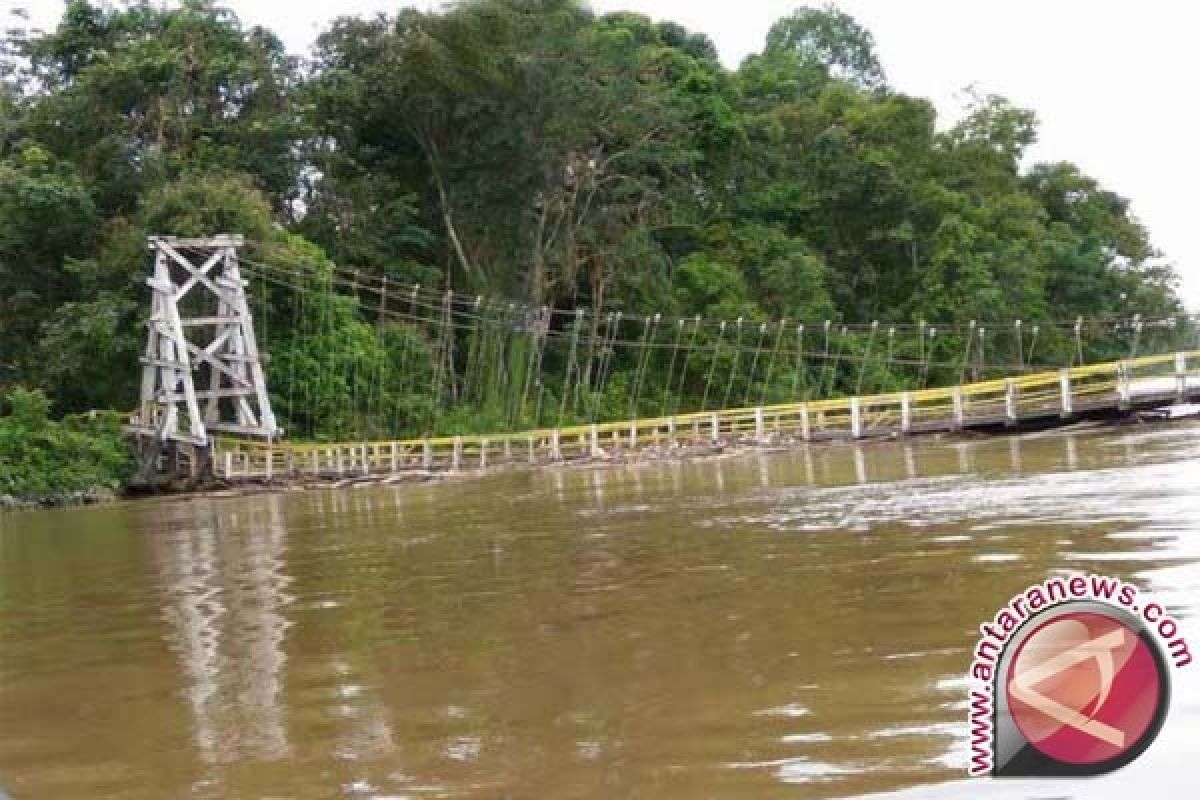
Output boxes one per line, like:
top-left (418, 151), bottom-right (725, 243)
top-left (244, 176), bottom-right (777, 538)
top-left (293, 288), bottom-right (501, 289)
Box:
top-left (1005, 611), bottom-right (1164, 765)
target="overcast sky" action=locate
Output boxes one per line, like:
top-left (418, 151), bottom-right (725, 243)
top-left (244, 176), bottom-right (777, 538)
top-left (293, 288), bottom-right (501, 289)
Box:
top-left (12, 0), bottom-right (1200, 309)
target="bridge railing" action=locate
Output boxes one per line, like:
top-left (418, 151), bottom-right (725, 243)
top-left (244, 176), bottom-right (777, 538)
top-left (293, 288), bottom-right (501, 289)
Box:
top-left (211, 350), bottom-right (1200, 481)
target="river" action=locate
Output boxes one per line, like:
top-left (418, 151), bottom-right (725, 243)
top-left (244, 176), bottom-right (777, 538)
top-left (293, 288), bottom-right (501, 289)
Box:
top-left (2, 422), bottom-right (1199, 798)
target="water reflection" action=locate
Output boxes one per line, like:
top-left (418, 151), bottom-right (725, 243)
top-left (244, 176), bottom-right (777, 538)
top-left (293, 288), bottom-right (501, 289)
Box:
top-left (149, 494), bottom-right (293, 768)
top-left (2, 422), bottom-right (1200, 798)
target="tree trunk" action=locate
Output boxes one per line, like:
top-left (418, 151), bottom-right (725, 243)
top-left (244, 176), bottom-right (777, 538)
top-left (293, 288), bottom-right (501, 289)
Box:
top-left (417, 131), bottom-right (476, 283)
top-left (563, 183), bottom-right (580, 295)
top-left (530, 202), bottom-right (548, 306)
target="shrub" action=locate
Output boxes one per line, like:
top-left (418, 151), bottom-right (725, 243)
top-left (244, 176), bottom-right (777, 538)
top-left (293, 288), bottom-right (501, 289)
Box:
top-left (0, 388), bottom-right (130, 504)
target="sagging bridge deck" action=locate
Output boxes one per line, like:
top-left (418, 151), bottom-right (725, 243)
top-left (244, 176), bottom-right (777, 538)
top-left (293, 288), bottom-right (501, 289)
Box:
top-left (186, 351), bottom-right (1200, 483)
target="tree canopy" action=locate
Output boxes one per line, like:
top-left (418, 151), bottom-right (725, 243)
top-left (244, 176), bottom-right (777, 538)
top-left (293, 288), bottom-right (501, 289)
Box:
top-left (0, 0), bottom-right (1184, 436)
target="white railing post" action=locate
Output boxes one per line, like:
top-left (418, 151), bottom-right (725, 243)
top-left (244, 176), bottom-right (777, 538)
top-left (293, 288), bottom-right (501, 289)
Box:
top-left (1005, 380), bottom-right (1018, 424)
top-left (360, 445), bottom-right (369, 475)
top-left (527, 436), bottom-right (536, 464)
top-left (1176, 352), bottom-right (1187, 402)
top-left (265, 449), bottom-right (273, 480)
top-left (850, 398), bottom-right (862, 438)
top-left (224, 451), bottom-right (233, 478)
top-left (754, 407), bottom-right (765, 442)
top-left (668, 416), bottom-right (677, 446)
top-left (1118, 360), bottom-right (1132, 407)
top-left (710, 412), bottom-right (720, 444)
top-left (629, 421), bottom-right (638, 448)
top-left (800, 403), bottom-right (811, 441)
top-left (335, 448), bottom-right (344, 475)
top-left (503, 439), bottom-right (512, 462)
top-left (422, 440), bottom-right (433, 469)
top-left (952, 388), bottom-right (965, 429)
top-left (390, 443), bottom-right (398, 472)
top-left (480, 439), bottom-right (489, 469)
top-left (551, 429), bottom-right (562, 461)
top-left (900, 393), bottom-right (912, 434)
top-left (1059, 369), bottom-right (1073, 416)
top-left (311, 450), bottom-right (319, 476)
top-left (452, 436), bottom-right (463, 470)
top-left (589, 424), bottom-right (599, 457)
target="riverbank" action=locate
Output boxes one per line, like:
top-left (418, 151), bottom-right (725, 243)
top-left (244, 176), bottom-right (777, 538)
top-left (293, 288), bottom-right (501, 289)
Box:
top-left (0, 389), bottom-right (130, 510)
top-left (0, 487), bottom-right (120, 511)
top-left (5, 393), bottom-right (1195, 512)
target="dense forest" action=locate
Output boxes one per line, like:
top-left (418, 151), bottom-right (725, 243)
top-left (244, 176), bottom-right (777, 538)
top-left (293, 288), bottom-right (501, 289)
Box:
top-left (0, 0), bottom-right (1188, 462)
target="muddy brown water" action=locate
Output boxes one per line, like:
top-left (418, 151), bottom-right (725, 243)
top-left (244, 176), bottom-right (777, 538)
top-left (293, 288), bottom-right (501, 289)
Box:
top-left (3, 423), bottom-right (1200, 799)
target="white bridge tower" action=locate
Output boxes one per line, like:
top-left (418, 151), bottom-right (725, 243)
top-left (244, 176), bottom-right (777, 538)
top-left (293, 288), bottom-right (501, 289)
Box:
top-left (130, 235), bottom-right (279, 449)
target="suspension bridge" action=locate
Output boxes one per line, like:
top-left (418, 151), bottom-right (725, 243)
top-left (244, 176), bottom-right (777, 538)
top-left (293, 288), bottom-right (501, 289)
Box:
top-left (125, 236), bottom-right (1200, 484)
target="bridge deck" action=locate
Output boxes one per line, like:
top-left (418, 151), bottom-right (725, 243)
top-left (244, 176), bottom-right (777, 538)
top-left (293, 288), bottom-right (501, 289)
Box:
top-left (207, 351), bottom-right (1200, 482)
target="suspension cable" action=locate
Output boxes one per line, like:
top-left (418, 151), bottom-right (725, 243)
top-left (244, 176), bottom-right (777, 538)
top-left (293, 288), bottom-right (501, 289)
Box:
top-left (855, 320), bottom-right (879, 396)
top-left (760, 318), bottom-right (787, 407)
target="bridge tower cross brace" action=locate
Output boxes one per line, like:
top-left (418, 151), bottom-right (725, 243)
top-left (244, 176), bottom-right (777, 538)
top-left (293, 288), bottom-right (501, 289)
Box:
top-left (135, 235), bottom-right (279, 446)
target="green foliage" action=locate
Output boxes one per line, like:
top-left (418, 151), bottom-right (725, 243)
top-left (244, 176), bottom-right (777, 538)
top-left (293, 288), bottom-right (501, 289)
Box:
top-left (18, 0), bottom-right (302, 213)
top-left (945, 92), bottom-right (1039, 166)
top-left (140, 171), bottom-right (276, 241)
top-left (673, 254), bottom-right (753, 319)
top-left (0, 387), bottom-right (130, 502)
top-left (0, 145), bottom-right (97, 377)
top-left (0, 0), bottom-right (1187, 448)
top-left (764, 5), bottom-right (885, 89)
top-left (268, 280), bottom-right (440, 441)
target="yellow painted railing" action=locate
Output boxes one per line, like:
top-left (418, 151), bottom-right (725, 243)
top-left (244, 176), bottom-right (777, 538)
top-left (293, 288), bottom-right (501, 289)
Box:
top-left (211, 351), bottom-right (1200, 480)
